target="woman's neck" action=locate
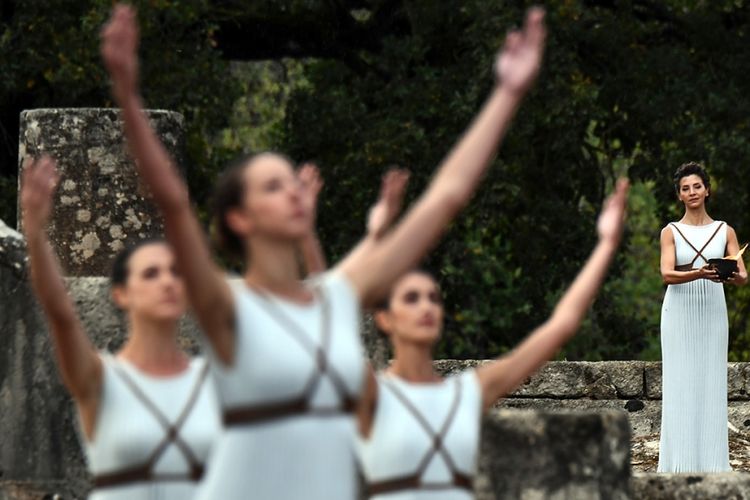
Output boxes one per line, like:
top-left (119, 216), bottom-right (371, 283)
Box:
top-left (389, 341), bottom-right (441, 383)
top-left (245, 236), bottom-right (309, 301)
top-left (118, 316), bottom-right (187, 375)
top-left (681, 206), bottom-right (712, 226)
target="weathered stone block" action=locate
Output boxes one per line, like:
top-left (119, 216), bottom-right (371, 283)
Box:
top-left (644, 362), bottom-right (662, 399)
top-left (728, 363), bottom-right (750, 400)
top-left (0, 480), bottom-right (80, 500)
top-left (645, 362), bottom-right (750, 400)
top-left (475, 409), bottom-right (631, 500)
top-left (18, 108), bottom-right (185, 276)
top-left (0, 222), bottom-right (88, 494)
top-left (500, 398), bottom-right (750, 440)
top-left (436, 360), bottom-right (646, 399)
top-left (631, 472), bottom-right (750, 499)
top-left (499, 399), bottom-right (662, 438)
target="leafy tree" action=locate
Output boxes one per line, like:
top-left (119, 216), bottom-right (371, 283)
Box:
top-left (4, 0), bottom-right (750, 360)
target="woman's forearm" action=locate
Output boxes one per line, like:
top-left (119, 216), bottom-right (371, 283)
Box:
top-left (25, 229), bottom-right (100, 400)
top-left (661, 269), bottom-right (708, 285)
top-left (117, 92), bottom-right (189, 214)
top-left (25, 231), bottom-right (78, 326)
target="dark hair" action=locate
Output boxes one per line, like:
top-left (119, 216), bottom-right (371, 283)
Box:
top-left (374, 269), bottom-right (439, 312)
top-left (673, 162), bottom-right (711, 195)
top-left (210, 151), bottom-right (295, 264)
top-left (110, 238), bottom-right (168, 287)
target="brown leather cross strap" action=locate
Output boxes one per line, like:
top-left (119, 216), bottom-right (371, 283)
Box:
top-left (366, 377), bottom-right (473, 497)
top-left (93, 360), bottom-right (210, 489)
top-left (670, 222), bottom-right (725, 270)
top-left (223, 285), bottom-right (358, 427)
top-left (93, 464), bottom-right (204, 489)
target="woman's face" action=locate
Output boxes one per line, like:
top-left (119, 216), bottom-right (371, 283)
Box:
top-left (113, 243), bottom-right (186, 322)
top-left (678, 174), bottom-right (709, 209)
top-left (376, 272), bottom-right (444, 346)
top-left (230, 153), bottom-right (312, 243)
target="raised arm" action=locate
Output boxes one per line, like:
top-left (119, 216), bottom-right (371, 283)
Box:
top-left (101, 5), bottom-right (235, 363)
top-left (659, 227), bottom-right (719, 285)
top-left (475, 179), bottom-right (629, 410)
top-left (339, 8), bottom-right (546, 304)
top-left (298, 164), bottom-right (327, 275)
top-left (20, 156), bottom-right (102, 437)
top-left (301, 166), bottom-right (410, 282)
top-left (336, 170), bottom-right (410, 288)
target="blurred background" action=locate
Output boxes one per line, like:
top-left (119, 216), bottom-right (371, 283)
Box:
top-left (2, 0), bottom-right (750, 362)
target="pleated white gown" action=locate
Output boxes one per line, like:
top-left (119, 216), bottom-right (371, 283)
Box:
top-left (658, 220), bottom-right (730, 473)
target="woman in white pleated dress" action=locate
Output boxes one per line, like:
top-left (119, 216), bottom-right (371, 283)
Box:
top-left (20, 156), bottom-right (221, 499)
top-left (658, 162), bottom-right (748, 473)
top-left (99, 4), bottom-right (546, 499)
top-left (353, 181), bottom-right (628, 499)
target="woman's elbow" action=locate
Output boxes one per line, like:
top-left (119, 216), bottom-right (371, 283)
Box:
top-left (660, 270), bottom-right (674, 285)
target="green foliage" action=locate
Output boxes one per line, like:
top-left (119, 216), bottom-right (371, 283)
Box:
top-left (4, 0), bottom-right (750, 361)
top-left (279, 0), bottom-right (750, 360)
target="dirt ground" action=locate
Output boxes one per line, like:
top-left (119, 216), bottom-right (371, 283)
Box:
top-left (631, 429), bottom-right (750, 472)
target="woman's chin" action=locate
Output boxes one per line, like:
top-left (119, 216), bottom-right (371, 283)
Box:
top-left (403, 332), bottom-right (441, 347)
top-left (145, 309), bottom-right (184, 324)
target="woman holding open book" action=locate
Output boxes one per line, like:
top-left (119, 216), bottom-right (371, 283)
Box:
top-left (658, 162), bottom-right (747, 472)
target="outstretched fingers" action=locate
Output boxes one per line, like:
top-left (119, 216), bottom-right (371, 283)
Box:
top-left (23, 156), bottom-right (58, 196)
top-left (504, 31), bottom-right (523, 55)
top-left (383, 168), bottom-right (410, 211)
top-left (101, 5), bottom-right (137, 54)
top-left (21, 156), bottom-right (59, 231)
top-left (100, 3), bottom-right (140, 98)
top-left (298, 163), bottom-right (323, 196)
top-left (597, 178), bottom-right (630, 243)
top-left (367, 168), bottom-right (410, 239)
top-left (298, 163), bottom-right (324, 223)
top-left (495, 7), bottom-right (546, 93)
top-left (522, 7), bottom-right (547, 52)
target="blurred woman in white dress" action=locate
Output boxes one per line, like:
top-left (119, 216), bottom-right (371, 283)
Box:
top-left (21, 156), bottom-right (221, 499)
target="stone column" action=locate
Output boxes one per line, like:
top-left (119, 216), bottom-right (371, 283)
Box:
top-left (18, 108), bottom-right (185, 276)
top-left (0, 220), bottom-right (88, 499)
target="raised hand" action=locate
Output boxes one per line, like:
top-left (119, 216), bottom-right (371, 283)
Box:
top-left (495, 7), bottom-right (546, 95)
top-left (100, 4), bottom-right (140, 101)
top-left (597, 178), bottom-right (629, 245)
top-left (20, 156), bottom-right (60, 236)
top-left (367, 169), bottom-right (410, 239)
top-left (298, 163), bottom-right (324, 227)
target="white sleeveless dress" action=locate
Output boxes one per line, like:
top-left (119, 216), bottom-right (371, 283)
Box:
top-left (356, 370), bottom-right (482, 500)
top-left (658, 220), bottom-right (731, 472)
top-left (83, 354), bottom-right (222, 500)
top-left (196, 270), bottom-right (366, 500)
